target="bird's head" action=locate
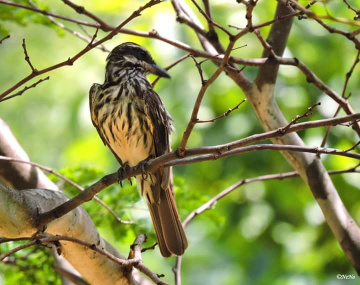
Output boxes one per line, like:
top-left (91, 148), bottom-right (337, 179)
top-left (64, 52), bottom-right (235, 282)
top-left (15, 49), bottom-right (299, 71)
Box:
top-left (106, 42), bottom-right (170, 80)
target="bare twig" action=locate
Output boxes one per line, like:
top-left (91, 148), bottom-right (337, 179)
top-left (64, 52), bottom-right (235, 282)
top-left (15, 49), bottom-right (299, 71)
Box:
top-left (0, 0), bottom-right (163, 101)
top-left (0, 35), bottom-right (10, 44)
top-left (344, 141), bottom-right (360, 153)
top-left (253, 29), bottom-right (272, 50)
top-left (344, 0), bottom-right (360, 20)
top-left (272, 55), bottom-right (360, 136)
top-left (0, 240), bottom-right (38, 261)
top-left (197, 99), bottom-right (246, 123)
top-left (166, 145), bottom-right (360, 172)
top-left (173, 256), bottom-right (182, 285)
top-left (28, 0), bottom-right (109, 53)
top-left (61, 0), bottom-right (112, 31)
top-left (127, 234), bottom-right (168, 285)
top-left (190, 0), bottom-right (232, 36)
top-left (0, 237), bottom-right (32, 244)
top-left (78, 25), bottom-right (109, 52)
top-left (281, 102), bottom-right (321, 133)
top-left (178, 39), bottom-right (236, 155)
top-left (244, 0), bottom-right (258, 31)
top-left (190, 55), bottom-right (206, 84)
top-left (284, 0), bottom-right (360, 50)
top-left (141, 242), bottom-right (158, 253)
top-left (202, 0), bottom-right (215, 33)
top-left (319, 51), bottom-right (360, 150)
top-left (0, 0), bottom-right (100, 29)
top-left (173, 163), bottom-right (360, 280)
top-left (0, 77), bottom-right (49, 102)
top-left (22, 39), bottom-right (37, 73)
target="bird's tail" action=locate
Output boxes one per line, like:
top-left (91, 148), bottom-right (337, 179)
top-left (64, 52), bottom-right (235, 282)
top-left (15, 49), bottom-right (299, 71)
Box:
top-left (146, 185), bottom-right (188, 257)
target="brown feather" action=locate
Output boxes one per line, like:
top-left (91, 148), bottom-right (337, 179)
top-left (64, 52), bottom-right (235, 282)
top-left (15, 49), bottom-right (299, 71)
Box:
top-left (146, 182), bottom-right (187, 256)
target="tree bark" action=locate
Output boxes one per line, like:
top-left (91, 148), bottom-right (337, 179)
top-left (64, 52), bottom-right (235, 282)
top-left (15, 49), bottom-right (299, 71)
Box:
top-left (0, 118), bottom-right (137, 284)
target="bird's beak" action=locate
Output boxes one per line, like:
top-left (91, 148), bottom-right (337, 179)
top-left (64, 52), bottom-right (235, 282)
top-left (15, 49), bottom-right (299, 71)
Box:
top-left (144, 62), bottom-right (170, 78)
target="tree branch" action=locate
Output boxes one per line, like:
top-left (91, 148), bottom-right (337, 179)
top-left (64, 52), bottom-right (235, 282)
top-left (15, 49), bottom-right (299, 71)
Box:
top-left (0, 0), bottom-right (100, 29)
top-left (0, 34), bottom-right (10, 44)
top-left (36, 112), bottom-right (360, 229)
top-left (0, 77), bottom-right (49, 103)
top-left (0, 155), bottom-right (134, 225)
top-left (0, 0), bottom-right (163, 101)
top-left (177, 39), bottom-right (236, 155)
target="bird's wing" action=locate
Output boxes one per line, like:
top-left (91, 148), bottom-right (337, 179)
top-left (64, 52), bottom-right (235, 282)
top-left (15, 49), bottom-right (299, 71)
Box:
top-left (89, 83), bottom-right (108, 146)
top-left (145, 89), bottom-right (173, 190)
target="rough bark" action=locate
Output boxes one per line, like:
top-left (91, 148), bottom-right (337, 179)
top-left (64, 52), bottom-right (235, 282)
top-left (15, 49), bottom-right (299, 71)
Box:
top-left (0, 118), bottom-right (137, 284)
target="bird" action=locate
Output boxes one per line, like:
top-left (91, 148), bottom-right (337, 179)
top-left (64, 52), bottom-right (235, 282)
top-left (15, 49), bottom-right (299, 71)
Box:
top-left (89, 42), bottom-right (188, 257)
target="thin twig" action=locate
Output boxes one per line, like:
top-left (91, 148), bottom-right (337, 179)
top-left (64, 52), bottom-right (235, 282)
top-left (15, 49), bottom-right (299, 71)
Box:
top-left (141, 242), bottom-right (158, 253)
top-left (126, 234), bottom-right (168, 284)
top-left (173, 162), bottom-right (360, 280)
top-left (245, 0), bottom-right (258, 31)
top-left (281, 102), bottom-right (321, 133)
top-left (0, 77), bottom-right (49, 102)
top-left (197, 99), bottom-right (246, 123)
top-left (173, 256), bottom-right (182, 285)
top-left (0, 0), bottom-right (163, 101)
top-left (202, 0), bottom-right (215, 33)
top-left (0, 237), bottom-right (32, 244)
top-left (285, 0), bottom-right (360, 50)
top-left (272, 55), bottom-right (360, 136)
top-left (319, 51), bottom-right (360, 150)
top-left (344, 0), bottom-right (360, 20)
top-left (0, 35), bottom-right (10, 44)
top-left (0, 240), bottom-right (38, 261)
top-left (178, 39), bottom-right (236, 155)
top-left (28, 0), bottom-right (109, 53)
top-left (190, 0), bottom-right (232, 36)
top-left (182, 167), bottom-right (360, 227)
top-left (61, 0), bottom-right (112, 31)
top-left (190, 55), bottom-right (206, 84)
top-left (22, 39), bottom-right (37, 73)
top-left (0, 0), bottom-right (100, 29)
top-left (344, 141), bottom-right (360, 152)
top-left (78, 24), bottom-right (109, 52)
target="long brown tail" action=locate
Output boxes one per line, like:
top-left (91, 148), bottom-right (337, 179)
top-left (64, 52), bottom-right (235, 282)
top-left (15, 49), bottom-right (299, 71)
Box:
top-left (147, 186), bottom-right (188, 257)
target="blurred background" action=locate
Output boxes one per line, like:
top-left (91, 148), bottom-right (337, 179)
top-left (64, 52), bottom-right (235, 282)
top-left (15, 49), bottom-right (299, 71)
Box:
top-left (0, 0), bottom-right (360, 284)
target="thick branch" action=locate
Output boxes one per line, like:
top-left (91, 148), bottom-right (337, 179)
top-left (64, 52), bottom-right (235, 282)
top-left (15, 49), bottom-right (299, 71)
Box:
top-left (245, 1), bottom-right (360, 274)
top-left (255, 1), bottom-right (293, 87)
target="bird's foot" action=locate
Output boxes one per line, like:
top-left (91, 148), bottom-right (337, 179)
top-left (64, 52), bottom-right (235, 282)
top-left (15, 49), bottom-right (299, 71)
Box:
top-left (137, 156), bottom-right (153, 180)
top-left (117, 163), bottom-right (130, 187)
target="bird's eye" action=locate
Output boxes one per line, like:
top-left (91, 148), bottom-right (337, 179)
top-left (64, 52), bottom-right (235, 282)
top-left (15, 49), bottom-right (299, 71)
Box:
top-left (140, 50), bottom-right (147, 58)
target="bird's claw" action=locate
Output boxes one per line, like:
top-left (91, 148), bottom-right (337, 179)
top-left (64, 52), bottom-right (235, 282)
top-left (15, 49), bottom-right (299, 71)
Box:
top-left (117, 163), bottom-right (130, 187)
top-left (137, 158), bottom-right (151, 180)
top-left (117, 167), bottom-right (124, 187)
